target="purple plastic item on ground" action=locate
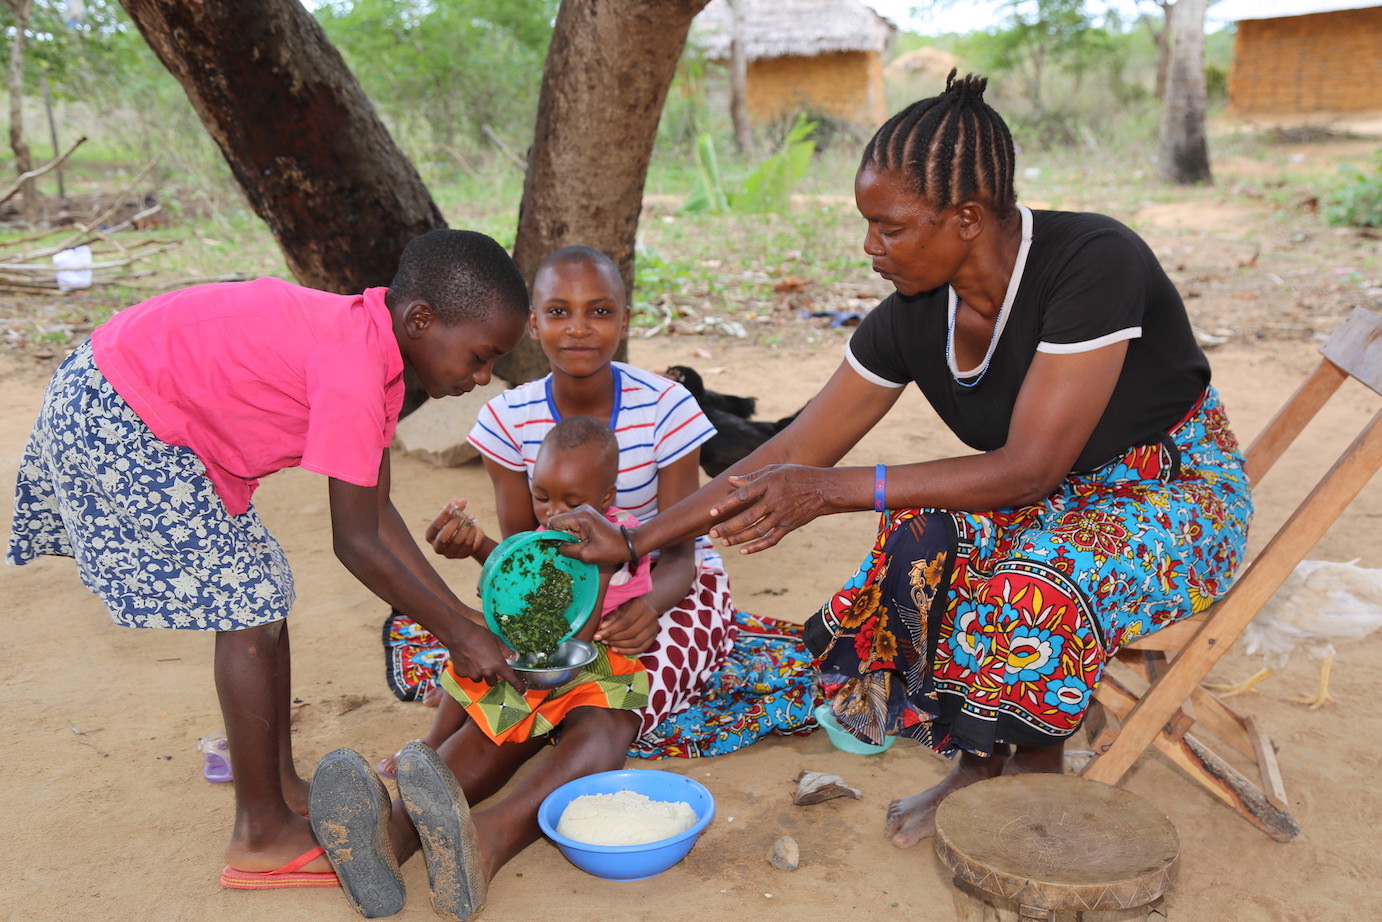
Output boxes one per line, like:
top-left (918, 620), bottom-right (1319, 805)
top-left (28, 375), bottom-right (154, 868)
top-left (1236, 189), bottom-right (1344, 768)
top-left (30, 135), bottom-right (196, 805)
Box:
top-left (197, 733), bottom-right (233, 783)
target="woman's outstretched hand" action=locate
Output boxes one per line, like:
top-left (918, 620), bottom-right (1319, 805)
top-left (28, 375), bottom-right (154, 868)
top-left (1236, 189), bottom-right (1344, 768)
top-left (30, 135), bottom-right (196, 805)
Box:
top-left (548, 504), bottom-right (629, 566)
top-left (710, 464), bottom-right (831, 554)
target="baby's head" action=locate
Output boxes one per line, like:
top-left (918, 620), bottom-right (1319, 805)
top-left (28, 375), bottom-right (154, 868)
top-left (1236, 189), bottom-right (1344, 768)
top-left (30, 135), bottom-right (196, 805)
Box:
top-left (531, 416), bottom-right (619, 524)
top-left (529, 246), bottom-right (628, 375)
top-left (387, 229), bottom-right (529, 399)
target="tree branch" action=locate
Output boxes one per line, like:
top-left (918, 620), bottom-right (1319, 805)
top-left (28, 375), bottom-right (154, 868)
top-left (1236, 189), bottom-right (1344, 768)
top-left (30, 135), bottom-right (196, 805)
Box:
top-left (0, 135), bottom-right (87, 207)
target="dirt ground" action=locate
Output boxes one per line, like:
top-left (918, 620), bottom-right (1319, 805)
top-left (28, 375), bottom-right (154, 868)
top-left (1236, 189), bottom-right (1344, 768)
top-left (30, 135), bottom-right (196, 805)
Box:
top-left (2, 124), bottom-right (1380, 922)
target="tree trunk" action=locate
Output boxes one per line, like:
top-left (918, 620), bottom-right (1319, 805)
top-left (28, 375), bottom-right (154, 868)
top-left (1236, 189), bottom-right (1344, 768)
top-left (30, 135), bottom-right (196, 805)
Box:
top-left (727, 0), bottom-right (752, 155)
top-left (118, 0), bottom-right (444, 295)
top-left (1145, 0), bottom-right (1171, 100)
top-left (1157, 0), bottom-right (1212, 185)
top-left (500, 0), bottom-right (710, 385)
top-left (6, 0), bottom-right (38, 225)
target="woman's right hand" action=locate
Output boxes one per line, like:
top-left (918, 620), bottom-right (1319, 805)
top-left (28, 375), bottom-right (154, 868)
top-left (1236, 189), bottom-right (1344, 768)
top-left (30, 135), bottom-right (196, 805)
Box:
top-left (548, 504), bottom-right (631, 566)
top-left (710, 463), bottom-right (834, 553)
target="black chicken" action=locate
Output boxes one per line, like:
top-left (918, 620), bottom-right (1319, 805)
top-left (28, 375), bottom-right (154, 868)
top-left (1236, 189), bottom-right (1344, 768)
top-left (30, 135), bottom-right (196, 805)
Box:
top-left (664, 365), bottom-right (804, 477)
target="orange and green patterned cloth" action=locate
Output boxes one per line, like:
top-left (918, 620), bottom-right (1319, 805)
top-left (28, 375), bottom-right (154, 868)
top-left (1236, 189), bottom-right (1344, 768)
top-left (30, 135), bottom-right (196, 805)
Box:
top-left (439, 645), bottom-right (649, 745)
top-left (384, 609), bottom-right (820, 758)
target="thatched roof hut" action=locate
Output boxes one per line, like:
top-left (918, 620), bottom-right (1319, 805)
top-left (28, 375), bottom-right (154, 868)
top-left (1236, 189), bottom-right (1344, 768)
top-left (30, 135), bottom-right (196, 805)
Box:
top-left (691, 0), bottom-right (897, 128)
top-left (1217, 0), bottom-right (1382, 115)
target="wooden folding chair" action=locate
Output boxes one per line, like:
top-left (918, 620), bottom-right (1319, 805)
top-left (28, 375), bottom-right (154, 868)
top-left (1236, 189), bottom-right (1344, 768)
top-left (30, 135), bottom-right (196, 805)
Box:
top-left (1080, 305), bottom-right (1382, 843)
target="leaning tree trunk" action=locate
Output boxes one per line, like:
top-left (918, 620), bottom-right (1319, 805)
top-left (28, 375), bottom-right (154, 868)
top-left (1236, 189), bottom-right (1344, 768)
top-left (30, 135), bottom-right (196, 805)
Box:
top-left (500, 0), bottom-right (710, 385)
top-left (119, 0), bottom-right (445, 413)
top-left (1157, 0), bottom-right (1213, 185)
top-left (118, 0), bottom-right (444, 294)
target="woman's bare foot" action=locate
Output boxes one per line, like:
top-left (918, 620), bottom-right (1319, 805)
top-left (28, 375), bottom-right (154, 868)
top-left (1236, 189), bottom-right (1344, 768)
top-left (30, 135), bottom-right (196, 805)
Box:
top-left (884, 748), bottom-right (1007, 848)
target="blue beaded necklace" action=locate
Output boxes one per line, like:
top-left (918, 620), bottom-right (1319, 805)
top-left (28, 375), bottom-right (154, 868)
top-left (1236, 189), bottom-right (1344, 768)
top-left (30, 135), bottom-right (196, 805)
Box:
top-left (946, 205), bottom-right (1034, 389)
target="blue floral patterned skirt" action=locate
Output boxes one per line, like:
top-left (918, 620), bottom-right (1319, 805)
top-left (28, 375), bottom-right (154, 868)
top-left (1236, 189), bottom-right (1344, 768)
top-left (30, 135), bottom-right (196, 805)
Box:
top-left (7, 342), bottom-right (294, 631)
top-left (814, 387), bottom-right (1252, 756)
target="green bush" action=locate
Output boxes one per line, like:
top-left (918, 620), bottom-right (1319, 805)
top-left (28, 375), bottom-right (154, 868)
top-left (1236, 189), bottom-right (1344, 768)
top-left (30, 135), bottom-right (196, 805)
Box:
top-left (1323, 150), bottom-right (1382, 228)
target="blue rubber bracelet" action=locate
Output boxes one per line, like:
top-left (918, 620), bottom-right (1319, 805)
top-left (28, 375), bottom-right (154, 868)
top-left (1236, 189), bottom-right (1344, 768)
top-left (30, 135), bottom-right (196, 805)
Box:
top-left (874, 463), bottom-right (887, 513)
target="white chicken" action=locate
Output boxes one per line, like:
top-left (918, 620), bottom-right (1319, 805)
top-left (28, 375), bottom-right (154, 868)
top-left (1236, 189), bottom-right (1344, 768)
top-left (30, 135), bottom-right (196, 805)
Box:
top-left (1208, 559), bottom-right (1382, 708)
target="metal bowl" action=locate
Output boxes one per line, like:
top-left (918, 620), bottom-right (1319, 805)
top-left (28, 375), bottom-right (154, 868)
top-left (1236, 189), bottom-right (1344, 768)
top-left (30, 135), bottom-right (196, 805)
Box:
top-left (508, 638), bottom-right (598, 689)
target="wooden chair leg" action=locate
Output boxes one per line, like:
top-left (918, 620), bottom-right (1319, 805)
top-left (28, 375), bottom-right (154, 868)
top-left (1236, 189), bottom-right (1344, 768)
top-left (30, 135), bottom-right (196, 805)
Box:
top-left (1152, 732), bottom-right (1299, 842)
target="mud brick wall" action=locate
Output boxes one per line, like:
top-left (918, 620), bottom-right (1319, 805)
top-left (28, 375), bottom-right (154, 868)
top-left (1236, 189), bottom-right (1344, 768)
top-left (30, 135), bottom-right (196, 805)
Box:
top-left (746, 50), bottom-right (887, 127)
top-left (1228, 7), bottom-right (1382, 114)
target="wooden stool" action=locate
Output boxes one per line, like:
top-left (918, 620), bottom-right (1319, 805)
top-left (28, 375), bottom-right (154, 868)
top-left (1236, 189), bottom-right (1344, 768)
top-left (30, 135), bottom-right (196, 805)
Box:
top-left (934, 773), bottom-right (1180, 921)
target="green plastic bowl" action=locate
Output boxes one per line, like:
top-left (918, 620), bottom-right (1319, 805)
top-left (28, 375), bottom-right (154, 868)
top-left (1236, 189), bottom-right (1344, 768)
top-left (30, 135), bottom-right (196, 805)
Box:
top-left (480, 530), bottom-right (599, 651)
top-left (814, 703), bottom-right (895, 755)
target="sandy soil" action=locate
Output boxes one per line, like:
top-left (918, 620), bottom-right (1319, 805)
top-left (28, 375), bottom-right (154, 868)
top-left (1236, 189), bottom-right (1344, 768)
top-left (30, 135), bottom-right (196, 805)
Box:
top-left (4, 122), bottom-right (1382, 921)
top-left (2, 324), bottom-right (1380, 922)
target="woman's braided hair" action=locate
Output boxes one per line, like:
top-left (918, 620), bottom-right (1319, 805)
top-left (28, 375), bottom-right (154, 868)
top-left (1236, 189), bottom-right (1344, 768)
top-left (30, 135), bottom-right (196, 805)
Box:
top-left (860, 70), bottom-right (1017, 219)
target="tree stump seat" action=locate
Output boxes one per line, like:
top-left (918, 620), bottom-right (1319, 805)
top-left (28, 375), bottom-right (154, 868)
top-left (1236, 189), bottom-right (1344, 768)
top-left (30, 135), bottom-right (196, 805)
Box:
top-left (934, 774), bottom-right (1180, 921)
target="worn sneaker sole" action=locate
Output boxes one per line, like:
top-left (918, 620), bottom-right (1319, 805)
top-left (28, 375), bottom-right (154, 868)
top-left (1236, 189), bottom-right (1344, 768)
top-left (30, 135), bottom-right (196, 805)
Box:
top-left (308, 748), bottom-right (406, 918)
top-left (395, 740), bottom-right (487, 921)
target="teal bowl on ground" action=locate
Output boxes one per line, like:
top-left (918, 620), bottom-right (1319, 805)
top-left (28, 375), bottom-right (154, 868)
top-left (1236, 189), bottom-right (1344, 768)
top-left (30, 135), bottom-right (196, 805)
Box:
top-left (537, 769), bottom-right (716, 880)
top-left (814, 703), bottom-right (896, 755)
top-left (480, 529), bottom-right (599, 650)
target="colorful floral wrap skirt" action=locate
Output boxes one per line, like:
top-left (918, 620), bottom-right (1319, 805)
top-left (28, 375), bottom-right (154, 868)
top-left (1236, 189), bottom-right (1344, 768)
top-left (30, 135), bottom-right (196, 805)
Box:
top-left (7, 342), bottom-right (294, 630)
top-left (814, 387), bottom-right (1251, 756)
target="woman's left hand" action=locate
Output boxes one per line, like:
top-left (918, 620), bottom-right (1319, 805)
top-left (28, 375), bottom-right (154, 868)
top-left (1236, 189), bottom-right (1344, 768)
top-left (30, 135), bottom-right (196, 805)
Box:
top-left (710, 463), bottom-right (832, 553)
top-left (550, 504), bottom-right (630, 566)
top-left (594, 596), bottom-right (659, 656)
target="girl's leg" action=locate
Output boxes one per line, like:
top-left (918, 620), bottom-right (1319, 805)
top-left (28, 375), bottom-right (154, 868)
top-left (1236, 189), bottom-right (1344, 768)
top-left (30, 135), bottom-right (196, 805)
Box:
top-left (216, 621), bottom-right (328, 872)
top-left (273, 622), bottom-right (310, 814)
top-left (376, 694), bottom-right (470, 778)
top-left (424, 694), bottom-right (469, 749)
top-left (440, 708), bottom-right (638, 881)
top-left (386, 718), bottom-right (546, 863)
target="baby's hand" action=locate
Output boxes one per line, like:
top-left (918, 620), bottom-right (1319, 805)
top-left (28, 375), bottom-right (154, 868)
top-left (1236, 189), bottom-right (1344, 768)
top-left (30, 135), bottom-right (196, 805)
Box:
top-left (426, 500), bottom-right (488, 559)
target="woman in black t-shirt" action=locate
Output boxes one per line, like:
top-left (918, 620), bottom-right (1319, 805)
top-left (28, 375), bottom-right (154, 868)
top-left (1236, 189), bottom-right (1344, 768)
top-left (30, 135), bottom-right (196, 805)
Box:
top-left (553, 72), bottom-right (1252, 849)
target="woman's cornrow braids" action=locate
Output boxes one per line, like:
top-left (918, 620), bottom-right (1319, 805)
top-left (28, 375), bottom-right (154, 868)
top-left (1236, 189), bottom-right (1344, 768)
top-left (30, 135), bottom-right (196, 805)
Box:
top-left (861, 69), bottom-right (1017, 219)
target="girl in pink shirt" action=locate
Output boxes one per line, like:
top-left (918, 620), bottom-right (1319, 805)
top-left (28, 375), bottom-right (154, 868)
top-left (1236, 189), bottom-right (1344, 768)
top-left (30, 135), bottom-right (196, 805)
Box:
top-left (7, 229), bottom-right (528, 908)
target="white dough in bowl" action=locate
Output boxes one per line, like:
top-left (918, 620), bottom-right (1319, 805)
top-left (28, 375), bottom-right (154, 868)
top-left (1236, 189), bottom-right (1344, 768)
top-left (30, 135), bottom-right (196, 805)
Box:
top-left (556, 789), bottom-right (697, 846)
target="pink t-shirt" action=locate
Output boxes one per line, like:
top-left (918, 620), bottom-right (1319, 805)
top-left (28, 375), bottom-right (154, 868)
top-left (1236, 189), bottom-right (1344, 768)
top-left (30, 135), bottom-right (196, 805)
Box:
top-left (91, 277), bottom-right (405, 515)
top-left (599, 507), bottom-right (654, 616)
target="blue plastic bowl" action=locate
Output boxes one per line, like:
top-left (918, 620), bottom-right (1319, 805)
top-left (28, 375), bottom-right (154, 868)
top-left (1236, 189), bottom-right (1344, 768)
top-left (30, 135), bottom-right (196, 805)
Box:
top-left (537, 769), bottom-right (715, 880)
top-left (814, 703), bottom-right (895, 755)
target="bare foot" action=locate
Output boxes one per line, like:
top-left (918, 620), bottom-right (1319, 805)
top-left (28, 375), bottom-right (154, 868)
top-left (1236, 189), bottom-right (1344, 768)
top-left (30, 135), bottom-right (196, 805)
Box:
top-left (884, 749), bottom-right (1006, 848)
top-left (225, 812), bottom-right (333, 872)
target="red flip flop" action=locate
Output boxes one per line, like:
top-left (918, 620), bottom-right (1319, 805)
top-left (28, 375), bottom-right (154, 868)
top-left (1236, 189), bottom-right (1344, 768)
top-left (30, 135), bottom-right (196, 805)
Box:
top-left (220, 845), bottom-right (341, 890)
